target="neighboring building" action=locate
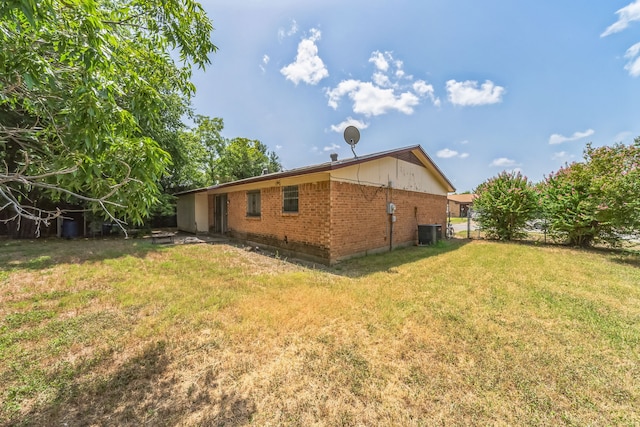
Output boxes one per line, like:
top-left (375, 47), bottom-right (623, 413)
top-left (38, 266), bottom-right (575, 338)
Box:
top-left (447, 193), bottom-right (476, 218)
top-left (176, 145), bottom-right (455, 264)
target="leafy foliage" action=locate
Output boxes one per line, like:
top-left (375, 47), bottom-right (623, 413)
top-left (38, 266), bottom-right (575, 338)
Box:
top-left (540, 162), bottom-right (599, 246)
top-left (217, 137), bottom-right (282, 182)
top-left (0, 0), bottom-right (216, 234)
top-left (540, 140), bottom-right (640, 247)
top-left (192, 115), bottom-right (224, 186)
top-left (473, 171), bottom-right (538, 240)
top-left (164, 116), bottom-right (282, 191)
top-left (584, 140), bottom-right (640, 236)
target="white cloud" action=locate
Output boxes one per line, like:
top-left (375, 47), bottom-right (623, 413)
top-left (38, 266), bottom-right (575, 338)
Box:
top-left (548, 128), bottom-right (595, 145)
top-left (624, 42), bottom-right (640, 76)
top-left (369, 51), bottom-right (389, 72)
top-left (437, 149), bottom-right (459, 158)
top-left (323, 143), bottom-right (341, 152)
top-left (329, 117), bottom-right (369, 133)
top-left (436, 148), bottom-right (469, 159)
top-left (446, 80), bottom-right (505, 106)
top-left (280, 28), bottom-right (329, 85)
top-left (372, 72), bottom-right (392, 87)
top-left (601, 0), bottom-right (640, 37)
top-left (413, 80), bottom-right (441, 107)
top-left (275, 144), bottom-right (283, 150)
top-left (326, 51), bottom-right (439, 116)
top-left (394, 60), bottom-right (405, 76)
top-left (326, 80), bottom-right (421, 116)
top-left (490, 157), bottom-right (517, 167)
top-left (326, 80), bottom-right (359, 109)
top-left (278, 19), bottom-right (299, 41)
top-left (368, 51), bottom-right (412, 83)
top-left (259, 54), bottom-right (270, 73)
top-left (412, 80), bottom-right (432, 96)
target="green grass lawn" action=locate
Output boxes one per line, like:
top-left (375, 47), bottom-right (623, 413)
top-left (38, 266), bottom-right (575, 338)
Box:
top-left (1, 237), bottom-right (639, 426)
top-left (448, 216), bottom-right (468, 224)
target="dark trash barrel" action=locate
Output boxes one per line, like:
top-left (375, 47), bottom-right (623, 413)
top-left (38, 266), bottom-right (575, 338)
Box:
top-left (418, 224), bottom-right (442, 245)
top-left (62, 220), bottom-right (78, 239)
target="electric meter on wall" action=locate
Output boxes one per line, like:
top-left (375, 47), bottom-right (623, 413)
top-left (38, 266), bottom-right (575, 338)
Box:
top-left (387, 202), bottom-right (396, 214)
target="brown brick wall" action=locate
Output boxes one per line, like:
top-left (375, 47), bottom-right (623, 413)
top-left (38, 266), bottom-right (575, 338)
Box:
top-left (329, 181), bottom-right (447, 263)
top-left (225, 182), bottom-right (332, 261)
top-left (220, 180), bottom-right (446, 264)
top-left (329, 181), bottom-right (389, 262)
top-left (392, 188), bottom-right (448, 246)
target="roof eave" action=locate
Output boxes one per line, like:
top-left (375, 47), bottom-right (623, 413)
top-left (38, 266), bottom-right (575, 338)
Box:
top-left (174, 144), bottom-right (456, 195)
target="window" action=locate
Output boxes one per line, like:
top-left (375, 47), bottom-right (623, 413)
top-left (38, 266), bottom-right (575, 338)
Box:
top-left (282, 185), bottom-right (299, 213)
top-left (246, 190), bottom-right (261, 217)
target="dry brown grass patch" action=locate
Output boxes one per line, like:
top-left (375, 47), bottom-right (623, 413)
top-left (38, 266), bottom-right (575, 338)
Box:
top-left (1, 239), bottom-right (639, 425)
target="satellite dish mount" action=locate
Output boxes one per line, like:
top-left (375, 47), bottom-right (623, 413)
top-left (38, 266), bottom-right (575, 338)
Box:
top-left (343, 126), bottom-right (360, 158)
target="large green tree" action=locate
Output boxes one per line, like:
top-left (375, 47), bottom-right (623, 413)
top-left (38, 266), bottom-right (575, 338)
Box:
top-left (0, 0), bottom-right (216, 235)
top-left (166, 115), bottom-right (282, 189)
top-left (193, 115), bottom-right (225, 186)
top-left (217, 137), bottom-right (282, 182)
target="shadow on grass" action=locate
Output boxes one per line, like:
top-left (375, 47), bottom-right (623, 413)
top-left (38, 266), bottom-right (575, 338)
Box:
top-left (522, 238), bottom-right (639, 269)
top-left (592, 246), bottom-right (640, 269)
top-left (0, 237), bottom-right (166, 273)
top-left (466, 236), bottom-right (640, 269)
top-left (610, 254), bottom-right (640, 269)
top-left (329, 238), bottom-right (471, 278)
top-left (8, 341), bottom-right (256, 427)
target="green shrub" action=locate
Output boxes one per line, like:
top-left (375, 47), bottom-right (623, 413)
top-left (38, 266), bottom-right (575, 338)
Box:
top-left (473, 171), bottom-right (538, 241)
top-left (539, 140), bottom-right (640, 247)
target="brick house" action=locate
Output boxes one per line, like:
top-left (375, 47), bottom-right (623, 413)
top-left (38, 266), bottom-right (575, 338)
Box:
top-left (176, 145), bottom-right (455, 264)
top-left (447, 193), bottom-right (476, 218)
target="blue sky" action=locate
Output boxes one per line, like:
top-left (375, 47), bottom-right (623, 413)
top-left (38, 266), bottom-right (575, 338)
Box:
top-left (190, 0), bottom-right (640, 192)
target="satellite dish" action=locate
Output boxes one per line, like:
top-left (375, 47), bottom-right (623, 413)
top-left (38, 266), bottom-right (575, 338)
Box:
top-left (343, 126), bottom-right (360, 158)
top-left (343, 126), bottom-right (360, 146)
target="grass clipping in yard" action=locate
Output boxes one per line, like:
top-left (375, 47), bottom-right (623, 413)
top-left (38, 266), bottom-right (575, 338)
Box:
top-left (1, 239), bottom-right (639, 425)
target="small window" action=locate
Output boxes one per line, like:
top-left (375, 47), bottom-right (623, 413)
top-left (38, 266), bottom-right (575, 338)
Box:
top-left (246, 190), bottom-right (261, 217)
top-left (282, 185), bottom-right (299, 213)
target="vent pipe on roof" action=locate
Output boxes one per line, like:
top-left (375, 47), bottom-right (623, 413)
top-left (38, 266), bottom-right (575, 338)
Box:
top-left (262, 167), bottom-right (268, 175)
top-left (330, 153), bottom-right (338, 162)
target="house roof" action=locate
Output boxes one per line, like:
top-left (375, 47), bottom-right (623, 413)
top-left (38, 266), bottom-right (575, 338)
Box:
top-left (447, 193), bottom-right (476, 204)
top-left (175, 145), bottom-right (455, 196)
